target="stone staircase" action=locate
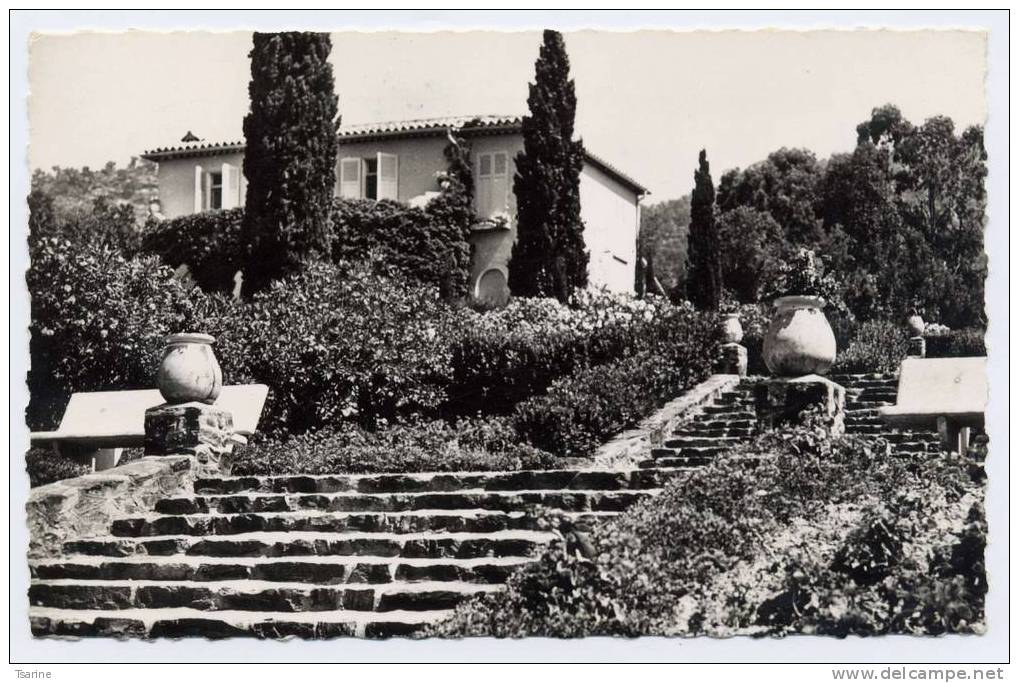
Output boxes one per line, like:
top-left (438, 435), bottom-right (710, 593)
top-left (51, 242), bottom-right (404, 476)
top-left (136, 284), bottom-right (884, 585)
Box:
top-left (640, 373), bottom-right (941, 467)
top-left (29, 373), bottom-right (941, 639)
top-left (28, 468), bottom-right (679, 639)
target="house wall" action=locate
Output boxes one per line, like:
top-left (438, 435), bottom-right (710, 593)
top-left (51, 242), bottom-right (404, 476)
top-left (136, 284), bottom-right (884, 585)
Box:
top-left (151, 132), bottom-right (640, 297)
top-left (157, 153), bottom-right (245, 219)
top-left (579, 163), bottom-right (640, 294)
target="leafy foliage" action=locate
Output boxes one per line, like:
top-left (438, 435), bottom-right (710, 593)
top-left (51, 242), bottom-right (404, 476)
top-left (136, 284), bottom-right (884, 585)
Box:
top-left (762, 249), bottom-right (843, 309)
top-left (240, 32), bottom-right (339, 295)
top-left (29, 190), bottom-right (142, 258)
top-left (832, 320), bottom-right (911, 374)
top-left (26, 447), bottom-right (90, 487)
top-left (30, 158), bottom-right (158, 224)
top-left (925, 328), bottom-right (986, 358)
top-left (510, 29), bottom-right (587, 301)
top-left (716, 206), bottom-right (785, 303)
top-left (213, 262), bottom-right (455, 436)
top-left (637, 196), bottom-right (690, 296)
top-left (511, 305), bottom-right (719, 457)
top-left (431, 421), bottom-right (985, 637)
top-left (232, 417), bottom-right (566, 476)
top-left (26, 238), bottom-right (207, 429)
top-left (687, 150), bottom-right (721, 311)
top-left (141, 208), bottom-right (245, 293)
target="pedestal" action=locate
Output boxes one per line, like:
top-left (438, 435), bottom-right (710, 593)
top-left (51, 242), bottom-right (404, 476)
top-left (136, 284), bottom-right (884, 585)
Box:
top-left (753, 374), bottom-right (846, 437)
top-left (144, 402), bottom-right (234, 474)
top-left (717, 343), bottom-right (748, 377)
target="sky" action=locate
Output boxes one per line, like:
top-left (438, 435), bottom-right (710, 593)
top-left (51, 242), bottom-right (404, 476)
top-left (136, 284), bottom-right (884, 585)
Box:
top-left (27, 29), bottom-right (987, 202)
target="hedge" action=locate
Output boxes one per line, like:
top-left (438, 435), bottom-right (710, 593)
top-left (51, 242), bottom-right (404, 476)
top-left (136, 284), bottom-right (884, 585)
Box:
top-left (231, 417), bottom-right (566, 476)
top-left (832, 320), bottom-right (911, 375)
top-left (512, 308), bottom-right (719, 457)
top-left (926, 328), bottom-right (986, 358)
top-left (431, 420), bottom-right (985, 638)
top-left (141, 197), bottom-right (473, 299)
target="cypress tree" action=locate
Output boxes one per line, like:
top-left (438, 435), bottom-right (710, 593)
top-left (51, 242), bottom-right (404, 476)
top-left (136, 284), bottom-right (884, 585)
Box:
top-left (509, 29), bottom-right (587, 301)
top-left (687, 150), bottom-right (722, 311)
top-left (240, 32), bottom-right (339, 296)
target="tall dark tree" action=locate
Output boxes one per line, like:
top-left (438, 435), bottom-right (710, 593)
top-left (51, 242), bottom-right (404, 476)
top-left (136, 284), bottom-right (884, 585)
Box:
top-left (240, 32), bottom-right (339, 296)
top-left (686, 150), bottom-right (722, 311)
top-left (509, 29), bottom-right (587, 301)
top-left (428, 127), bottom-right (477, 301)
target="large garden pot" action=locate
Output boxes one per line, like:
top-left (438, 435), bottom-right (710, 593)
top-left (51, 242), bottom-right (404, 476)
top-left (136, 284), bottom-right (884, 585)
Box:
top-left (156, 333), bottom-right (223, 405)
top-left (720, 312), bottom-right (744, 344)
top-left (906, 314), bottom-right (926, 336)
top-left (762, 296), bottom-right (837, 377)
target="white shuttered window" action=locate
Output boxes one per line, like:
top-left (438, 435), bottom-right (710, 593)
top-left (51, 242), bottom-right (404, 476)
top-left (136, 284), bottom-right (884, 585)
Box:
top-left (476, 151), bottom-right (508, 219)
top-left (340, 158), bottom-right (363, 198)
top-left (377, 153), bottom-right (399, 200)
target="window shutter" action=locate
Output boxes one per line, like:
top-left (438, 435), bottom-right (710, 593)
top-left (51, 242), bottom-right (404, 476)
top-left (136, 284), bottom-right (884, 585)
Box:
top-left (221, 163), bottom-right (239, 209)
top-left (340, 158), bottom-right (362, 198)
top-left (194, 165), bottom-right (203, 213)
top-left (491, 152), bottom-right (508, 213)
top-left (476, 153), bottom-right (492, 217)
top-left (377, 153), bottom-right (399, 200)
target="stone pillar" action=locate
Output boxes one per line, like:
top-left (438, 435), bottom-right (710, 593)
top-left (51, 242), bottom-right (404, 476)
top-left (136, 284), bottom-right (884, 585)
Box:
top-left (144, 402), bottom-right (233, 475)
top-left (753, 374), bottom-right (846, 437)
top-left (717, 342), bottom-right (748, 377)
top-left (907, 335), bottom-right (926, 358)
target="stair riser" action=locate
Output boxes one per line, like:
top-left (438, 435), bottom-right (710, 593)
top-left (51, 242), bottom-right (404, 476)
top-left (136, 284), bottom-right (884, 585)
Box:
top-left (31, 560), bottom-right (524, 585)
top-left (155, 491), bottom-right (655, 516)
top-left (29, 583), bottom-right (489, 613)
top-left (63, 536), bottom-right (548, 560)
top-left (195, 470), bottom-right (667, 496)
top-left (30, 615), bottom-right (426, 639)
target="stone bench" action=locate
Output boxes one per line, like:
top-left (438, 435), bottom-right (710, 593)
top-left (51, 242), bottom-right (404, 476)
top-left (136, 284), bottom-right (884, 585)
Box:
top-left (879, 357), bottom-right (987, 454)
top-left (30, 385), bottom-right (269, 471)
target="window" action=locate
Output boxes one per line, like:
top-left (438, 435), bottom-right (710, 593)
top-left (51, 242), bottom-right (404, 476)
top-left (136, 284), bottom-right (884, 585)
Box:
top-left (476, 151), bottom-right (509, 219)
top-left (209, 172), bottom-right (223, 210)
top-left (340, 154), bottom-right (398, 200)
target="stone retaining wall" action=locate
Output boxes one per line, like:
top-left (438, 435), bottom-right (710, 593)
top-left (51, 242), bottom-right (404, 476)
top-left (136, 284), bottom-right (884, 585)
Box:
top-left (26, 455), bottom-right (195, 558)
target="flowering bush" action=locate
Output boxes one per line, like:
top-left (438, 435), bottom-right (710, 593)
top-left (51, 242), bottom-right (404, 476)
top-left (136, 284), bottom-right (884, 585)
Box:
top-left (232, 416), bottom-right (566, 476)
top-left (431, 420), bottom-right (985, 638)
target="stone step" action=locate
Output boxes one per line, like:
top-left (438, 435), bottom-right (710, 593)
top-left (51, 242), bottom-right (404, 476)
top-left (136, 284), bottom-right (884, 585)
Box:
top-left (63, 530), bottom-right (558, 560)
top-left (29, 578), bottom-right (500, 613)
top-left (109, 510), bottom-right (616, 538)
top-left (679, 419), bottom-right (755, 431)
top-left (845, 400), bottom-right (894, 410)
top-left (155, 489), bottom-right (659, 516)
top-left (651, 445), bottom-right (728, 458)
top-left (639, 455), bottom-right (714, 469)
top-left (31, 555), bottom-right (532, 585)
top-left (699, 406), bottom-right (757, 418)
top-left (672, 426), bottom-right (754, 438)
top-left (194, 469), bottom-right (667, 496)
top-left (29, 606), bottom-right (446, 639)
top-left (663, 436), bottom-right (743, 449)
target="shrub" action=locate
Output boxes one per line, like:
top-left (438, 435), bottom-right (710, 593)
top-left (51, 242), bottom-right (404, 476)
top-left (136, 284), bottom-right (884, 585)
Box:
top-left (832, 320), bottom-right (910, 374)
top-left (232, 417), bottom-right (566, 476)
top-left (213, 261), bottom-right (455, 436)
top-left (26, 238), bottom-right (210, 430)
top-left (26, 447), bottom-right (90, 487)
top-left (141, 208), bottom-right (245, 293)
top-left (512, 307), bottom-right (719, 457)
top-left (445, 291), bottom-right (694, 417)
top-left (431, 420), bottom-right (985, 638)
top-left (925, 328), bottom-right (986, 358)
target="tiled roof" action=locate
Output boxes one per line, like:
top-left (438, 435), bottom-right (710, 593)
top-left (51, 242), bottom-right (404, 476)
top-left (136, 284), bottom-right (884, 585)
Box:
top-left (338, 114), bottom-right (524, 138)
top-left (142, 114), bottom-right (648, 195)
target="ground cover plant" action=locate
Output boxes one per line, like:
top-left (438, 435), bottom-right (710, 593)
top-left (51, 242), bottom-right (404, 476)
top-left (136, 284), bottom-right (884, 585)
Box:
top-left (430, 420), bottom-right (986, 637)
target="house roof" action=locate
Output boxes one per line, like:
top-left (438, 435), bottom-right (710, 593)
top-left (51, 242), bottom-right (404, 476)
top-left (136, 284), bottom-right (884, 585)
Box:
top-left (142, 115), bottom-right (648, 195)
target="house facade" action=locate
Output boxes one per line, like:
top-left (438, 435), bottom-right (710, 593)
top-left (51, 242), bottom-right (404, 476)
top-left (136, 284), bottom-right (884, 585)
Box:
top-left (141, 115), bottom-right (648, 301)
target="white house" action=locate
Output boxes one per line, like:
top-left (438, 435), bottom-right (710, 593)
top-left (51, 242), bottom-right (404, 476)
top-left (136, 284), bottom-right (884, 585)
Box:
top-left (141, 115), bottom-right (648, 301)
